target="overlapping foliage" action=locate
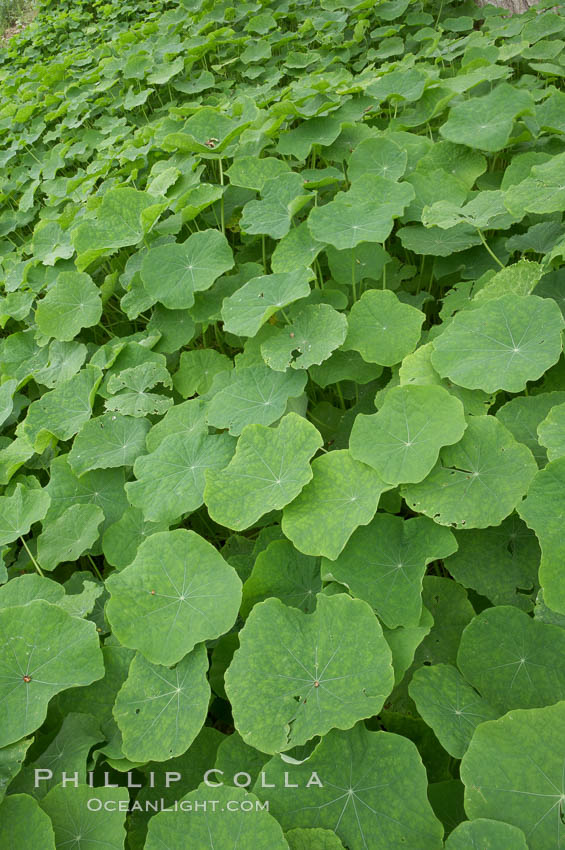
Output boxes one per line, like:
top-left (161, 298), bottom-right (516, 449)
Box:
top-left (1, 0), bottom-right (565, 846)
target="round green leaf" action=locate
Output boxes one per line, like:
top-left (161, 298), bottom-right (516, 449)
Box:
top-left (518, 456), bottom-right (565, 614)
top-left (141, 229), bottom-right (234, 309)
top-left (205, 413), bottom-right (322, 531)
top-left (443, 515), bottom-right (539, 610)
top-left (431, 295), bottom-right (564, 394)
top-left (347, 136), bottom-right (408, 183)
top-left (457, 605), bottom-right (565, 712)
top-left (415, 577), bottom-right (475, 667)
top-left (37, 503), bottom-right (104, 571)
top-left (225, 593), bottom-right (394, 754)
top-left (126, 431), bottom-right (236, 522)
top-left (0, 794), bottom-right (56, 850)
top-left (282, 450), bottom-right (390, 560)
top-left (113, 646), bottom-right (210, 762)
top-left (397, 223), bottom-right (481, 256)
top-left (240, 172), bottom-right (310, 239)
top-left (286, 828), bottom-right (345, 849)
top-left (445, 819), bottom-right (528, 850)
top-left (343, 289), bottom-right (424, 366)
top-left (40, 784), bottom-right (128, 849)
top-left (271, 220), bottom-right (325, 274)
top-left (277, 116), bottom-right (342, 160)
top-left (402, 416), bottom-right (537, 529)
top-left (307, 177), bottom-right (414, 250)
top-left (35, 272), bottom-right (102, 341)
top-left (408, 664), bottom-right (500, 759)
top-left (440, 83), bottom-right (534, 152)
top-left (221, 269), bottom-right (313, 338)
top-left (0, 378), bottom-right (17, 431)
top-left (460, 701), bottom-right (565, 850)
top-left (45, 455), bottom-right (129, 533)
top-left (9, 712), bottom-right (103, 799)
top-left (102, 507), bottom-right (168, 569)
top-left (19, 364), bottom-right (102, 450)
top-left (497, 391), bottom-right (565, 466)
top-left (206, 365), bottom-right (307, 435)
top-left (323, 514), bottom-right (456, 628)
top-left (255, 723), bottom-right (444, 850)
top-left (0, 600), bottom-right (103, 746)
top-left (105, 530), bottom-right (242, 666)
top-left (349, 385), bottom-right (466, 485)
top-left (226, 155), bottom-right (289, 191)
top-left (145, 398), bottom-right (207, 452)
top-left (326, 242), bottom-right (390, 287)
top-left (537, 401), bottom-right (565, 461)
top-left (72, 187), bottom-right (160, 259)
top-left (261, 304), bottom-right (347, 372)
top-left (0, 574), bottom-right (64, 608)
top-left (309, 349), bottom-right (382, 388)
top-left (144, 784), bottom-right (288, 850)
top-left (68, 412), bottom-right (150, 476)
top-left (148, 304), bottom-right (196, 354)
top-left (241, 538), bottom-right (321, 618)
top-left (0, 738), bottom-right (33, 804)
top-left (0, 482), bottom-right (50, 546)
top-left (173, 349), bottom-right (232, 398)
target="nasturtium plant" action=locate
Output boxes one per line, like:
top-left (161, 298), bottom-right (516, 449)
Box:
top-left (68, 412), bottom-right (150, 476)
top-left (457, 605), bottom-right (565, 712)
top-left (0, 794), bottom-right (56, 849)
top-left (205, 364), bottom-right (307, 435)
top-left (113, 646), bottom-right (210, 762)
top-left (408, 664), bottom-right (500, 758)
top-left (35, 272), bottom-right (102, 341)
top-left (343, 289), bottom-right (424, 366)
top-left (282, 450), bottom-right (390, 560)
top-left (225, 594), bottom-right (394, 753)
top-left (204, 413), bottom-right (322, 530)
top-left (430, 294), bottom-right (565, 393)
top-left (126, 430), bottom-right (236, 522)
top-left (105, 530), bottom-right (242, 665)
top-left (323, 514), bottom-right (457, 628)
top-left (2, 0), bottom-right (565, 842)
top-left (349, 384), bottom-right (466, 485)
top-left (403, 416), bottom-right (537, 529)
top-left (36, 503), bottom-right (104, 571)
top-left (518, 456), bottom-right (565, 614)
top-left (260, 304), bottom-right (347, 372)
top-left (444, 819), bottom-right (528, 850)
top-left (145, 784), bottom-right (289, 849)
top-left (460, 702), bottom-right (565, 850)
top-left (255, 723), bottom-right (444, 849)
top-left (241, 538), bottom-right (321, 618)
top-left (140, 229), bottom-right (234, 309)
top-left (0, 600), bottom-right (104, 746)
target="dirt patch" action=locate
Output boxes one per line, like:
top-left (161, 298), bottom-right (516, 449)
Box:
top-left (1, 1), bottom-right (37, 44)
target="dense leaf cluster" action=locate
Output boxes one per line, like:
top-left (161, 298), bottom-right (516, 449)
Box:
top-left (1, 0), bottom-right (565, 846)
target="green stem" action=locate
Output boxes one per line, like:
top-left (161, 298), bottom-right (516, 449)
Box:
top-left (477, 229), bottom-right (505, 269)
top-left (218, 158), bottom-right (225, 235)
top-left (214, 323), bottom-right (225, 353)
top-left (351, 249), bottom-right (357, 303)
top-left (315, 258), bottom-right (324, 289)
top-left (88, 555), bottom-right (104, 582)
top-left (20, 537), bottom-right (43, 577)
top-left (335, 382), bottom-right (346, 410)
